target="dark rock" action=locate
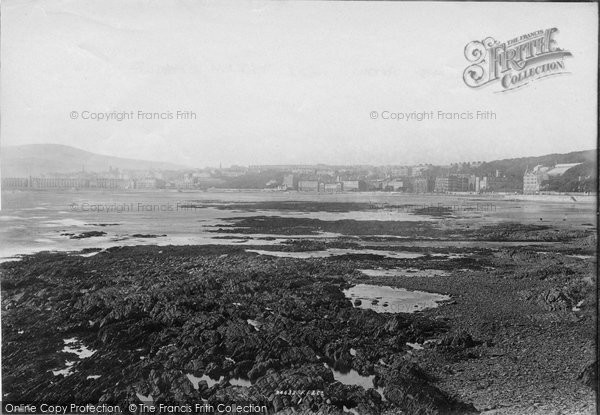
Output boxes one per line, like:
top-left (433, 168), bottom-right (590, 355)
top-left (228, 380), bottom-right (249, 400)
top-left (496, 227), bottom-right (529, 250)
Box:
top-left (0, 244), bottom-right (467, 413)
top-left (248, 359), bottom-right (280, 381)
top-left (436, 331), bottom-right (479, 350)
top-left (68, 231), bottom-right (107, 239)
top-left (538, 288), bottom-right (573, 311)
top-left (577, 361), bottom-right (597, 389)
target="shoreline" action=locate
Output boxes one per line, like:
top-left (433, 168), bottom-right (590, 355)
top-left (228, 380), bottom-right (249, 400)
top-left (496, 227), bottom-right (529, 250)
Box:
top-left (2, 188), bottom-right (595, 201)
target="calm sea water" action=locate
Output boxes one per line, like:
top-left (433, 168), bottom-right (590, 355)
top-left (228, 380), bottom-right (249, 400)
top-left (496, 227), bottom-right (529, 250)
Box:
top-left (0, 190), bottom-right (594, 261)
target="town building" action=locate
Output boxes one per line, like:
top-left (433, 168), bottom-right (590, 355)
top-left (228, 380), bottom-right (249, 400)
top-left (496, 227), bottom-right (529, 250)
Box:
top-left (89, 178), bottom-right (127, 189)
top-left (523, 172), bottom-right (541, 194)
top-left (282, 174), bottom-right (298, 190)
top-left (134, 178), bottom-right (159, 189)
top-left (479, 176), bottom-right (488, 191)
top-left (523, 165), bottom-right (550, 194)
top-left (172, 178), bottom-right (195, 189)
top-left (410, 166), bottom-right (429, 177)
top-left (321, 183), bottom-right (342, 192)
top-left (468, 175), bottom-right (479, 192)
top-left (298, 180), bottom-right (320, 192)
top-left (28, 177), bottom-right (89, 189)
top-left (434, 177), bottom-right (449, 193)
top-left (366, 180), bottom-right (384, 191)
top-left (390, 166), bottom-right (411, 177)
top-left (2, 177), bottom-right (30, 188)
top-left (412, 177), bottom-right (434, 193)
top-left (341, 180), bottom-right (366, 192)
top-left (448, 174), bottom-right (470, 192)
top-left (384, 180), bottom-right (404, 191)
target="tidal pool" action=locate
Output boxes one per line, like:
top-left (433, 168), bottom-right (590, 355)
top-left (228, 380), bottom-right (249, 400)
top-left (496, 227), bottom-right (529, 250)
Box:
top-left (568, 254), bottom-right (595, 260)
top-left (52, 338), bottom-right (96, 377)
top-left (359, 268), bottom-right (449, 278)
top-left (343, 284), bottom-right (450, 313)
top-left (136, 393), bottom-right (153, 404)
top-left (324, 363), bottom-right (386, 400)
top-left (246, 249), bottom-right (423, 259)
top-left (186, 373), bottom-right (252, 389)
top-left (62, 337), bottom-right (96, 358)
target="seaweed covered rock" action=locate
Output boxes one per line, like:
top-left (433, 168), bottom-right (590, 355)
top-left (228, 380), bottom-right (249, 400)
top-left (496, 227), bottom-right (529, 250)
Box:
top-left (577, 361), bottom-right (597, 390)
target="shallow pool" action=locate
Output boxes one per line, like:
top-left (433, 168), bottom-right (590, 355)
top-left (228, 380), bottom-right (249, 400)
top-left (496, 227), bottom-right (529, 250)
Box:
top-left (343, 284), bottom-right (450, 313)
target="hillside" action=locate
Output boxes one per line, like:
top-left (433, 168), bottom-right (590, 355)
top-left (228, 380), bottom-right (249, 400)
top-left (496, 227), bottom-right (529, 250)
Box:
top-left (544, 160), bottom-right (597, 193)
top-left (469, 150), bottom-right (596, 192)
top-left (473, 150), bottom-right (596, 177)
top-left (1, 144), bottom-right (188, 176)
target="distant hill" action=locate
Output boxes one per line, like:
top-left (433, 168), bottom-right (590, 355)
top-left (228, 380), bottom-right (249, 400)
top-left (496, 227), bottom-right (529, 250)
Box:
top-left (473, 150), bottom-right (596, 176)
top-left (470, 149), bottom-right (596, 192)
top-left (544, 160), bottom-right (597, 192)
top-left (1, 144), bottom-right (189, 176)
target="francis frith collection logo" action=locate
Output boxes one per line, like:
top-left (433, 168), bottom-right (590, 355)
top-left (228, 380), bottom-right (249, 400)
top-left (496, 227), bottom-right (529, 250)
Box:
top-left (463, 28), bottom-right (572, 92)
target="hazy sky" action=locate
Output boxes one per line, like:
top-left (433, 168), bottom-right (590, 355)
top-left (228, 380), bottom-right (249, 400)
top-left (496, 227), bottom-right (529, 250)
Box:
top-left (1, 0), bottom-right (597, 167)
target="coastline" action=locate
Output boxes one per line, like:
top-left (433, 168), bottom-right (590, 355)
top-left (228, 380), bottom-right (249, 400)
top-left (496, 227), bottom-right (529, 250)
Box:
top-left (1, 200), bottom-right (596, 414)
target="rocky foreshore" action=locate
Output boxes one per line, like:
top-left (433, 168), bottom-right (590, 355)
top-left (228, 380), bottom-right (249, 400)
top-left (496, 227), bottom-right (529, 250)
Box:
top-left (1, 218), bottom-right (596, 414)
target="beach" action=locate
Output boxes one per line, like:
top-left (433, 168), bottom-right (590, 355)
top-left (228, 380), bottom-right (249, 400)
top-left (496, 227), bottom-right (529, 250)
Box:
top-left (1, 191), bottom-right (596, 414)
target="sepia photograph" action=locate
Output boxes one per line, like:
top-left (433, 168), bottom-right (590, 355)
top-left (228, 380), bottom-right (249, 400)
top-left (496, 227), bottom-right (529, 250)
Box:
top-left (0, 1), bottom-right (597, 414)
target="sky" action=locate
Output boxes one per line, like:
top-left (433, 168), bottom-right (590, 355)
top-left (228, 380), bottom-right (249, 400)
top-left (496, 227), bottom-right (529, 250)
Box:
top-left (1, 0), bottom-right (598, 168)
